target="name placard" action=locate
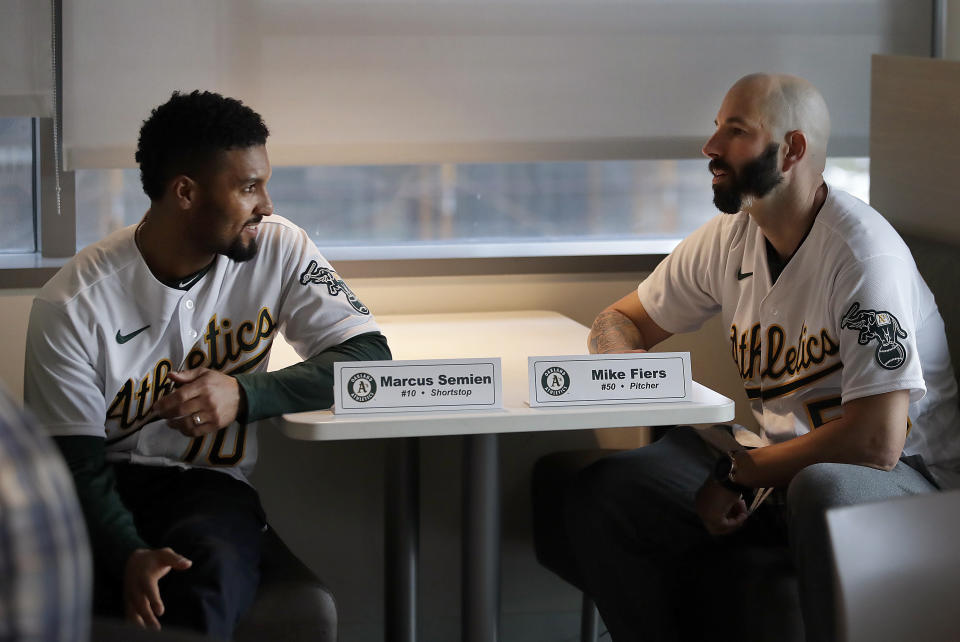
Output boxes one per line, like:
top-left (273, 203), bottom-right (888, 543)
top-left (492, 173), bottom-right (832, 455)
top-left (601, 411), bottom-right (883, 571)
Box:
top-left (334, 359), bottom-right (502, 414)
top-left (528, 353), bottom-right (692, 407)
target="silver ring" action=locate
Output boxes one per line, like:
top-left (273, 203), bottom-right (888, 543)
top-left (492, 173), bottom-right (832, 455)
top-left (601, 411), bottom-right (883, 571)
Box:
top-left (192, 414), bottom-right (202, 426)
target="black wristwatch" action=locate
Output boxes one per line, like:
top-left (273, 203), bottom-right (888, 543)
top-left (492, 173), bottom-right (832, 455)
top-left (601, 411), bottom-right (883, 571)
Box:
top-left (713, 450), bottom-right (751, 495)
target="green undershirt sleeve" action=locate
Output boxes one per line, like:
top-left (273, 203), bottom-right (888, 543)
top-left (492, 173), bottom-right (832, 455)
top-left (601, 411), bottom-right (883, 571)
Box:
top-left (52, 435), bottom-right (148, 580)
top-left (236, 331), bottom-right (392, 422)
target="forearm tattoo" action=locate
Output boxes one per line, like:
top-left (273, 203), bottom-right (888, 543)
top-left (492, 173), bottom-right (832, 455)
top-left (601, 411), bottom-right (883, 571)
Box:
top-left (588, 309), bottom-right (644, 354)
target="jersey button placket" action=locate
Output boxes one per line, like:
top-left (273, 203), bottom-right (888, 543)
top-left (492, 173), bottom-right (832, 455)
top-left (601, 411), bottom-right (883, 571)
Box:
top-left (181, 297), bottom-right (200, 355)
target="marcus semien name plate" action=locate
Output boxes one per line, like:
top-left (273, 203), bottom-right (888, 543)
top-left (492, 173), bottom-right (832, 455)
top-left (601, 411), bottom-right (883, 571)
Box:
top-left (528, 352), bottom-right (691, 407)
top-left (334, 358), bottom-right (502, 414)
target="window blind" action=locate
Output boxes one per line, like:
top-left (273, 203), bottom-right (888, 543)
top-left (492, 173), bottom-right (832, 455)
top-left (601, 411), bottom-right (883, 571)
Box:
top-left (0, 0), bottom-right (53, 117)
top-left (61, 0), bottom-right (931, 169)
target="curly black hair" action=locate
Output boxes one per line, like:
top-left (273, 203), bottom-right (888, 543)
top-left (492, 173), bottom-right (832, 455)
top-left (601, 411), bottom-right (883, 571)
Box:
top-left (135, 91), bottom-right (269, 201)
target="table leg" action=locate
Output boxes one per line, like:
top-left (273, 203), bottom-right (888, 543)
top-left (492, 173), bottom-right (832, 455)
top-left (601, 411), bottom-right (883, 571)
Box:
top-left (386, 438), bottom-right (419, 642)
top-left (462, 433), bottom-right (500, 642)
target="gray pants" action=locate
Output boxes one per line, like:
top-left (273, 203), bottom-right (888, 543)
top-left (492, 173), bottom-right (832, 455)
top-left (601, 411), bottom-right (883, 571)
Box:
top-left (563, 426), bottom-right (936, 642)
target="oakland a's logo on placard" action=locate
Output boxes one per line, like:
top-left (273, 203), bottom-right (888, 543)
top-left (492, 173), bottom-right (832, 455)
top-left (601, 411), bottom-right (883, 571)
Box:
top-left (541, 366), bottom-right (571, 396)
top-left (347, 372), bottom-right (377, 402)
top-left (841, 302), bottom-right (908, 370)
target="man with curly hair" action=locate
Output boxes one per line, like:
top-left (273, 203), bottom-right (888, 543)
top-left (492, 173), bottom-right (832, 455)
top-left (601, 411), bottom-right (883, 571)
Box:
top-left (24, 91), bottom-right (390, 638)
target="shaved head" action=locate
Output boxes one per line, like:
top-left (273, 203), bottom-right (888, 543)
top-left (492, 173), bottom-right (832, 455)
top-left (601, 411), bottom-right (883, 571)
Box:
top-left (729, 73), bottom-right (831, 172)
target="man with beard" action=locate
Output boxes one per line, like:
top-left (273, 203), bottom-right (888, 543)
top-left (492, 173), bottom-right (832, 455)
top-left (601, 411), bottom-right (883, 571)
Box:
top-left (564, 74), bottom-right (959, 641)
top-left (24, 91), bottom-right (391, 638)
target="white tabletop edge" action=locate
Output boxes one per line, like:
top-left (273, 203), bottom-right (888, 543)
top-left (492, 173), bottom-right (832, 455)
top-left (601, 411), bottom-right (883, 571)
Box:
top-left (279, 381), bottom-right (735, 441)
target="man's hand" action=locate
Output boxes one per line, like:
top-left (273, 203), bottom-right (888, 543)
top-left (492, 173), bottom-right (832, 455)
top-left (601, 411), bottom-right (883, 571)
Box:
top-left (153, 368), bottom-right (243, 436)
top-left (694, 476), bottom-right (749, 535)
top-left (124, 547), bottom-right (192, 629)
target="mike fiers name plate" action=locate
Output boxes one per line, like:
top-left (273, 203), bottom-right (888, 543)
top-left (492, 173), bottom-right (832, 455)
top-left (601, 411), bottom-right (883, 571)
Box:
top-left (529, 353), bottom-right (691, 407)
top-left (334, 358), bottom-right (502, 414)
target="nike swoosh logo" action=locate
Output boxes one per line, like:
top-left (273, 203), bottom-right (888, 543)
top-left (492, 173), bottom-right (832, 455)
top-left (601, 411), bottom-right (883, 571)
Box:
top-left (737, 268), bottom-right (753, 281)
top-left (116, 325), bottom-right (151, 344)
top-left (178, 279), bottom-right (195, 289)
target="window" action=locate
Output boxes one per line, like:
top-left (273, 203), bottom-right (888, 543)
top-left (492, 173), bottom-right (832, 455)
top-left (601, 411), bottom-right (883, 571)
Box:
top-left (0, 0), bottom-right (921, 271)
top-left (62, 0), bottom-right (915, 263)
top-left (76, 157), bottom-right (869, 258)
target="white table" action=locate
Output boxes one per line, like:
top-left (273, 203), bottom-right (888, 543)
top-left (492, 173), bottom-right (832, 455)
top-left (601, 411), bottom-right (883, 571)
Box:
top-left (269, 310), bottom-right (734, 642)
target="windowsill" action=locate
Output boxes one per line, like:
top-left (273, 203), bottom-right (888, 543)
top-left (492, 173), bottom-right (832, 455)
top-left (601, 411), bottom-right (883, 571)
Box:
top-left (0, 238), bottom-right (676, 288)
top-left (326, 238), bottom-right (675, 277)
top-left (322, 238), bottom-right (679, 261)
top-left (0, 254), bottom-right (70, 289)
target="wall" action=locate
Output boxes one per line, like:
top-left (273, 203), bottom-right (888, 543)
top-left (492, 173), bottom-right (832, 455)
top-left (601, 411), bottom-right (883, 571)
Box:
top-left (869, 55), bottom-right (960, 244)
top-left (0, 290), bottom-right (36, 401)
top-left (948, 0), bottom-right (960, 60)
top-left (0, 270), bottom-right (751, 642)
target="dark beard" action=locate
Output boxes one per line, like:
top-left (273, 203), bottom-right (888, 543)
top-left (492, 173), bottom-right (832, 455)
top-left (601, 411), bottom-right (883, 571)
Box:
top-left (711, 142), bottom-right (783, 214)
top-left (224, 235), bottom-right (258, 262)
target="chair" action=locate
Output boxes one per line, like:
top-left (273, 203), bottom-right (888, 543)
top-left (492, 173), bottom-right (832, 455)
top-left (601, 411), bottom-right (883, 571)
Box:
top-left (532, 446), bottom-right (804, 642)
top-left (234, 525), bottom-right (338, 641)
top-left (531, 450), bottom-right (616, 642)
top-left (90, 618), bottom-right (210, 641)
top-left (826, 489), bottom-right (960, 642)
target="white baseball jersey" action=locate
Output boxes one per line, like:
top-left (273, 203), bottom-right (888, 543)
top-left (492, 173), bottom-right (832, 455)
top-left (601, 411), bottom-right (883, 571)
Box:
top-left (637, 187), bottom-right (960, 488)
top-left (25, 215), bottom-right (379, 483)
